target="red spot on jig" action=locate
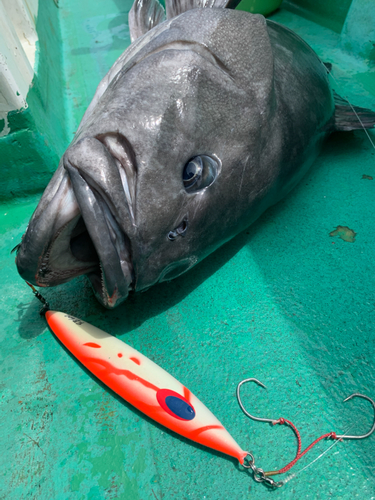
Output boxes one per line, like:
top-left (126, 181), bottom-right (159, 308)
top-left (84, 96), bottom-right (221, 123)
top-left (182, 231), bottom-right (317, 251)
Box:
top-left (183, 386), bottom-right (191, 402)
top-left (130, 357), bottom-right (141, 365)
top-left (83, 342), bottom-right (101, 348)
top-left (118, 353), bottom-right (123, 358)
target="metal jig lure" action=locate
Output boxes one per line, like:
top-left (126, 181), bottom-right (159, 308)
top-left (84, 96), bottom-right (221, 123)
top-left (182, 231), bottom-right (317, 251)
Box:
top-left (237, 378), bottom-right (375, 480)
top-left (26, 284), bottom-right (374, 489)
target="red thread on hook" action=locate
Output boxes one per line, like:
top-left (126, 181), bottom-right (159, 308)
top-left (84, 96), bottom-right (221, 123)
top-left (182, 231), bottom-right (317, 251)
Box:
top-left (271, 418), bottom-right (337, 474)
top-left (237, 379), bottom-right (375, 480)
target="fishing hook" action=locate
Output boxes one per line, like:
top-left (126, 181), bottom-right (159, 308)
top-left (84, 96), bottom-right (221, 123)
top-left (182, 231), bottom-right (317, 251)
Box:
top-left (237, 377), bottom-right (375, 477)
top-left (237, 378), bottom-right (275, 423)
top-left (335, 393), bottom-right (375, 440)
top-left (236, 378), bottom-right (375, 440)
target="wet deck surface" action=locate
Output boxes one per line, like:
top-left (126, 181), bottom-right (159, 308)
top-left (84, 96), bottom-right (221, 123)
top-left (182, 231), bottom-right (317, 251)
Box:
top-left (1, 1), bottom-right (375, 498)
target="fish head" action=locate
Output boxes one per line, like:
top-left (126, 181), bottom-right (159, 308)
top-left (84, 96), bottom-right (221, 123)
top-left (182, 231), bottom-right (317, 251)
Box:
top-left (16, 9), bottom-right (276, 308)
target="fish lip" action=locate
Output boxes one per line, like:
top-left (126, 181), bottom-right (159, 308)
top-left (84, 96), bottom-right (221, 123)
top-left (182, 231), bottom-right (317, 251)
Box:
top-left (64, 160), bottom-right (134, 309)
top-left (90, 199), bottom-right (135, 309)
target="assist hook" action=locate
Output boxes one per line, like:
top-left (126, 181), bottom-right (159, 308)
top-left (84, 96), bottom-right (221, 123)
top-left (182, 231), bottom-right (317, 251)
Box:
top-left (236, 377), bottom-right (375, 440)
top-left (237, 377), bottom-right (375, 478)
top-left (237, 378), bottom-right (375, 439)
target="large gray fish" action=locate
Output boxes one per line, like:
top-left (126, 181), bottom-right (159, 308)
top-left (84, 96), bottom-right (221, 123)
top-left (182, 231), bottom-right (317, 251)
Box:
top-left (16, 0), bottom-right (375, 308)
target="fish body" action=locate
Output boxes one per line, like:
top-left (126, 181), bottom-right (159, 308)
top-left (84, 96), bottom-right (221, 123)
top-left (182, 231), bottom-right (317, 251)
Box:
top-left (46, 310), bottom-right (247, 462)
top-left (16, 3), bottom-right (375, 308)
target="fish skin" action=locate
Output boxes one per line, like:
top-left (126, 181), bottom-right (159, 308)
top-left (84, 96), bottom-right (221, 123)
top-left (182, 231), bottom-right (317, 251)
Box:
top-left (16, 8), bottom-right (339, 308)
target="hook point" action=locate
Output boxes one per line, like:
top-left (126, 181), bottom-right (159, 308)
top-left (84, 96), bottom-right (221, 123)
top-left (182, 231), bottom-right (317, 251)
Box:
top-left (236, 378), bottom-right (275, 424)
top-left (253, 378), bottom-right (267, 390)
top-left (343, 394), bottom-right (355, 403)
top-left (335, 393), bottom-right (375, 440)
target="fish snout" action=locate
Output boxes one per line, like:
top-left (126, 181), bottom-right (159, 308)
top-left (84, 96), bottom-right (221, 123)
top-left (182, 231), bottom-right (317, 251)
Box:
top-left (16, 134), bottom-right (137, 308)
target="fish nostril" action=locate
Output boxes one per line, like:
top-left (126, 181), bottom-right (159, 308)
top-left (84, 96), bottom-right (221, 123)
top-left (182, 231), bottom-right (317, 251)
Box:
top-left (176, 219), bottom-right (188, 235)
top-left (168, 219), bottom-right (188, 241)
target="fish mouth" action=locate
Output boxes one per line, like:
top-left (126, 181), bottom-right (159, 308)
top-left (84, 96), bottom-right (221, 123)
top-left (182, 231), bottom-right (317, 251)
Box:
top-left (16, 135), bottom-right (136, 309)
top-left (71, 199), bottom-right (134, 309)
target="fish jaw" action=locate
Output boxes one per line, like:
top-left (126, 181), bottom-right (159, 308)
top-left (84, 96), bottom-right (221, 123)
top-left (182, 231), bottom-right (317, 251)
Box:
top-left (15, 169), bottom-right (95, 287)
top-left (16, 137), bottom-right (136, 309)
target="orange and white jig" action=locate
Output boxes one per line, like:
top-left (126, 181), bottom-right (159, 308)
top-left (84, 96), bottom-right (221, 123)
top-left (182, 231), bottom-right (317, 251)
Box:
top-left (27, 283), bottom-right (375, 489)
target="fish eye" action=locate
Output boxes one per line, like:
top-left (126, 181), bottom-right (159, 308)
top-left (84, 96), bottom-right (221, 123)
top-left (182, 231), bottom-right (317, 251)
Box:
top-left (182, 155), bottom-right (218, 192)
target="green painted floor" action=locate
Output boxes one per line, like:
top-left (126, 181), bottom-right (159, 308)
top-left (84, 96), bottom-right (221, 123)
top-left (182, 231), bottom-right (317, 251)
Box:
top-left (1, 0), bottom-right (375, 498)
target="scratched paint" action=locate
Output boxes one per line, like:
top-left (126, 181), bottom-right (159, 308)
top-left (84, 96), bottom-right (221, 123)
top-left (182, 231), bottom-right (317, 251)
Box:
top-left (1, 0), bottom-right (375, 499)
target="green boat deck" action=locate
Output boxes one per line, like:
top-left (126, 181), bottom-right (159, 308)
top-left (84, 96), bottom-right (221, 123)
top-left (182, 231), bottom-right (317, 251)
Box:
top-left (1, 0), bottom-right (375, 498)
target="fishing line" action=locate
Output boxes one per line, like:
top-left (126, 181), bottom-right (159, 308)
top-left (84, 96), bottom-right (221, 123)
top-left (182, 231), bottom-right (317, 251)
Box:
top-left (282, 424), bottom-right (355, 485)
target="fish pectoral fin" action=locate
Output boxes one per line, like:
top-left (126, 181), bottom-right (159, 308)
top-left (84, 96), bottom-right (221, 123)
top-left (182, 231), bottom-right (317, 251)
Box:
top-left (333, 91), bottom-right (375, 132)
top-left (129, 0), bottom-right (166, 42)
top-left (165, 0), bottom-right (242, 20)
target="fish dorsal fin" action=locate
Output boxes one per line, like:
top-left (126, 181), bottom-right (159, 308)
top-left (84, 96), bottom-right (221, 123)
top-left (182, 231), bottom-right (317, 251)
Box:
top-left (129, 0), bottom-right (166, 42)
top-left (165, 0), bottom-right (242, 19)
